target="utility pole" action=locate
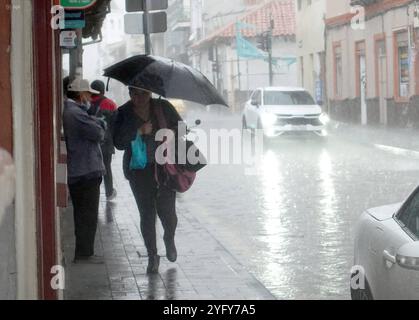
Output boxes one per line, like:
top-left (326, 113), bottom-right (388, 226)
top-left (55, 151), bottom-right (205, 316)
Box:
top-left (215, 44), bottom-right (221, 92)
top-left (143, 0), bottom-right (151, 54)
top-left (268, 17), bottom-right (274, 86)
top-left (237, 55), bottom-right (241, 91)
top-left (69, 29), bottom-right (83, 81)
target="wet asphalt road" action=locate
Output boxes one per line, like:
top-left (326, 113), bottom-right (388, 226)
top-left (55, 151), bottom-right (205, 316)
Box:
top-left (179, 110), bottom-right (419, 299)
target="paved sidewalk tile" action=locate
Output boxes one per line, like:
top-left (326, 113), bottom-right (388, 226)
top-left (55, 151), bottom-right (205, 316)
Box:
top-left (62, 152), bottom-right (274, 300)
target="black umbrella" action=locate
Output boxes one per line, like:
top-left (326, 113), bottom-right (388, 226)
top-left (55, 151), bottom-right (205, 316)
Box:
top-left (103, 55), bottom-right (229, 107)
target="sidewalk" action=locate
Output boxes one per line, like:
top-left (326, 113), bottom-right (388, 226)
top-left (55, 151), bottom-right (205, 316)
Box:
top-left (61, 152), bottom-right (274, 300)
top-left (330, 121), bottom-right (419, 155)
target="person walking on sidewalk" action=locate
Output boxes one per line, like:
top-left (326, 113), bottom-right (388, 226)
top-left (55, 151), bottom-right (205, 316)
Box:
top-left (63, 78), bottom-right (106, 264)
top-left (113, 85), bottom-right (182, 274)
top-left (89, 80), bottom-right (118, 201)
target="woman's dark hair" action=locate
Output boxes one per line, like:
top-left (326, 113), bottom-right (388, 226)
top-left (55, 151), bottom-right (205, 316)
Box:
top-left (66, 90), bottom-right (81, 100)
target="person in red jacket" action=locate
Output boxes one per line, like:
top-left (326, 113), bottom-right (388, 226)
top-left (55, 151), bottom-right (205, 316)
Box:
top-left (90, 80), bottom-right (118, 201)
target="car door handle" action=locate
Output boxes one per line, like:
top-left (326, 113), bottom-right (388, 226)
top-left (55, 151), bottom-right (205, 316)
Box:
top-left (383, 250), bottom-right (396, 265)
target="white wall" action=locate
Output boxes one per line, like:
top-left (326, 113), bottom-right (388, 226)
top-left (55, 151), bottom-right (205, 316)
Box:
top-left (201, 0), bottom-right (267, 36)
top-left (325, 0), bottom-right (351, 20)
top-left (296, 0), bottom-right (325, 54)
top-left (11, 0), bottom-right (38, 300)
top-left (296, 0), bottom-right (326, 97)
top-left (202, 0), bottom-right (248, 35)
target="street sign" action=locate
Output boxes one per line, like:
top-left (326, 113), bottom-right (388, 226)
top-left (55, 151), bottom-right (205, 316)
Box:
top-left (60, 0), bottom-right (97, 10)
top-left (125, 0), bottom-right (168, 12)
top-left (65, 10), bottom-right (85, 29)
top-left (60, 30), bottom-right (77, 48)
top-left (124, 12), bottom-right (167, 34)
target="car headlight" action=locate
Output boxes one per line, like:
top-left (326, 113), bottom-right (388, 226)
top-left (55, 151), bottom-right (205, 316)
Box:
top-left (319, 113), bottom-right (330, 125)
top-left (260, 112), bottom-right (277, 127)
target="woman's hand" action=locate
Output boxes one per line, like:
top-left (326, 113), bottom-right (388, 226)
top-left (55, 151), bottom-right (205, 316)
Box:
top-left (138, 122), bottom-right (153, 135)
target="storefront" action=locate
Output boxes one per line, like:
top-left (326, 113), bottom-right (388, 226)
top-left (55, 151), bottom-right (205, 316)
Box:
top-left (326, 0), bottom-right (419, 126)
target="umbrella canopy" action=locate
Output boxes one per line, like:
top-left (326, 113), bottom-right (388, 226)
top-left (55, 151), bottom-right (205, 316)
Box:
top-left (103, 55), bottom-right (229, 107)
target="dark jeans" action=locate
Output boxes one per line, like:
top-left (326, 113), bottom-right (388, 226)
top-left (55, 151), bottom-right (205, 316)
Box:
top-left (129, 165), bottom-right (177, 256)
top-left (68, 177), bottom-right (102, 257)
top-left (102, 150), bottom-right (114, 197)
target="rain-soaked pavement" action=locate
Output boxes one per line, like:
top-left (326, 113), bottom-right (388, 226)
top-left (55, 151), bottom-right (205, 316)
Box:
top-left (62, 108), bottom-right (419, 300)
top-left (181, 109), bottom-right (419, 300)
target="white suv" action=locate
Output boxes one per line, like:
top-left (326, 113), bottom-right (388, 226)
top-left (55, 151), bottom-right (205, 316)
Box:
top-left (242, 87), bottom-right (329, 137)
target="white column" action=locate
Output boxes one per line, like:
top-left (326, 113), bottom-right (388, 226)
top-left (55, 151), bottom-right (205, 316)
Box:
top-left (11, 0), bottom-right (38, 300)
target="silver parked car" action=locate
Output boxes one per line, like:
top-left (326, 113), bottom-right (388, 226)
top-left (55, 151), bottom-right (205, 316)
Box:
top-left (351, 186), bottom-right (419, 299)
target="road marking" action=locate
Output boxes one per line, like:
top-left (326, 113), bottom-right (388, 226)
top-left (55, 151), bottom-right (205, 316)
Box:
top-left (374, 144), bottom-right (419, 159)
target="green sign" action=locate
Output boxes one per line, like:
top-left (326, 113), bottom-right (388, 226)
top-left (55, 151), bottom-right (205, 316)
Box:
top-left (60, 0), bottom-right (97, 10)
top-left (65, 10), bottom-right (85, 29)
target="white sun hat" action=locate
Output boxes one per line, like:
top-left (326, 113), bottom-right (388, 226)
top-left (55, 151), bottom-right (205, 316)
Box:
top-left (68, 78), bottom-right (100, 94)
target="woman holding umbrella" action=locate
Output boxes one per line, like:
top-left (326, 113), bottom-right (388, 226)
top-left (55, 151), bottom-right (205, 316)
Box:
top-left (113, 83), bottom-right (182, 274)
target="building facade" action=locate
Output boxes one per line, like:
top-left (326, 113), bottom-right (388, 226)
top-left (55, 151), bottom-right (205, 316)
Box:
top-left (325, 0), bottom-right (419, 126)
top-left (0, 0), bottom-right (112, 300)
top-left (163, 0), bottom-right (191, 62)
top-left (0, 0), bottom-right (65, 300)
top-left (189, 0), bottom-right (297, 111)
top-left (200, 0), bottom-right (266, 36)
top-left (295, 0), bottom-right (327, 105)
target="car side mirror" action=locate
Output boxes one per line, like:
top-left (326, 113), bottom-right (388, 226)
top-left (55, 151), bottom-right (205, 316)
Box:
top-left (251, 99), bottom-right (260, 107)
top-left (396, 242), bottom-right (419, 270)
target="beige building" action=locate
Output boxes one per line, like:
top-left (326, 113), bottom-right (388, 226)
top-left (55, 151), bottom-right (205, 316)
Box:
top-left (295, 0), bottom-right (327, 104)
top-left (325, 0), bottom-right (419, 126)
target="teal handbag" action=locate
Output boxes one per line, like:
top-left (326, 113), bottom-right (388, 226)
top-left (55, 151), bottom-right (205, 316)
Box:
top-left (129, 133), bottom-right (147, 170)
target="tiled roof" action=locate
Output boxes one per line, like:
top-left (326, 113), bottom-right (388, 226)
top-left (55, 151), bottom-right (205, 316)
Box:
top-left (192, 0), bottom-right (295, 48)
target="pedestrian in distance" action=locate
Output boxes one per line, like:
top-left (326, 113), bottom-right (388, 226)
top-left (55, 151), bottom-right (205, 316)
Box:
top-left (63, 76), bottom-right (70, 101)
top-left (63, 78), bottom-right (106, 264)
top-left (113, 84), bottom-right (182, 274)
top-left (89, 79), bottom-right (118, 201)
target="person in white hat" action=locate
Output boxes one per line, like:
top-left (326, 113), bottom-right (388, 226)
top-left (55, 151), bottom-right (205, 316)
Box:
top-left (63, 78), bottom-right (106, 264)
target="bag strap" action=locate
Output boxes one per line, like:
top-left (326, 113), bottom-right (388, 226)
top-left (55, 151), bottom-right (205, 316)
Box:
top-left (90, 96), bottom-right (106, 116)
top-left (154, 101), bottom-right (168, 129)
top-left (153, 102), bottom-right (166, 186)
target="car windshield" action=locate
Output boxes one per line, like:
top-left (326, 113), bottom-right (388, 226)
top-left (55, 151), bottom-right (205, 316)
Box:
top-left (263, 91), bottom-right (315, 106)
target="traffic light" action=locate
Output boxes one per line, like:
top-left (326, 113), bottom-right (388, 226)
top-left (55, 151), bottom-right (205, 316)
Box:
top-left (256, 32), bottom-right (271, 52)
top-left (212, 62), bottom-right (219, 73)
top-left (208, 47), bottom-right (215, 62)
top-left (256, 34), bottom-right (266, 51)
